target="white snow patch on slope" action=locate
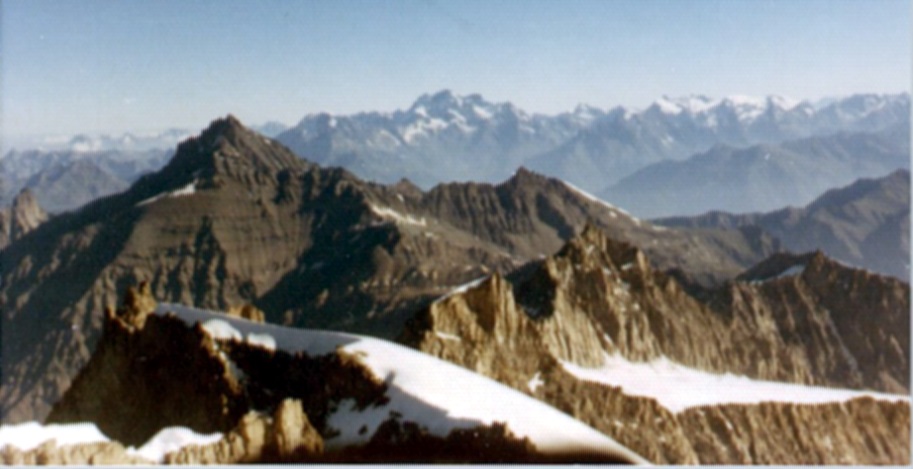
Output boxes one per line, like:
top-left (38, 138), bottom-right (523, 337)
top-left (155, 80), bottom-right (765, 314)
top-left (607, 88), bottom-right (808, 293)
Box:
top-left (434, 331), bottom-right (462, 342)
top-left (528, 372), bottom-right (545, 392)
top-left (435, 276), bottom-right (489, 302)
top-left (561, 353), bottom-right (910, 414)
top-left (127, 427), bottom-right (223, 463)
top-left (775, 265), bottom-right (805, 279)
top-left (560, 180), bottom-right (640, 223)
top-left (246, 332), bottom-right (277, 351)
top-left (369, 204), bottom-right (426, 227)
top-left (0, 422), bottom-right (111, 452)
top-left (201, 318), bottom-right (243, 341)
top-left (137, 181), bottom-right (197, 207)
top-left (0, 422), bottom-right (221, 464)
top-left (154, 303), bottom-right (648, 464)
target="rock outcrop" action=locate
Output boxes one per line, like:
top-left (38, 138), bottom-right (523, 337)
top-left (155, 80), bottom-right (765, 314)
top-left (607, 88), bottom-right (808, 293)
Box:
top-left (1, 440), bottom-right (151, 465)
top-left (165, 399), bottom-right (324, 464)
top-left (0, 188), bottom-right (48, 249)
top-left (401, 225), bottom-right (911, 464)
top-left (44, 284), bottom-right (614, 464)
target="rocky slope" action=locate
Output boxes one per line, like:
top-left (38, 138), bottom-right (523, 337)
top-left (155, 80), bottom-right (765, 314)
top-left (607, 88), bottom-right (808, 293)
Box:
top-left (400, 225), bottom-right (910, 464)
top-left (1, 115), bottom-right (781, 424)
top-left (0, 188), bottom-right (48, 250)
top-left (656, 169), bottom-right (910, 280)
top-left (39, 284), bottom-right (643, 464)
top-left (600, 124), bottom-right (910, 217)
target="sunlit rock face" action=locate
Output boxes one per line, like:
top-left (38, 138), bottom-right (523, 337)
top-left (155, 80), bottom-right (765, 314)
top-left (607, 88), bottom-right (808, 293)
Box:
top-left (402, 226), bottom-right (910, 464)
top-left (41, 283), bottom-right (645, 464)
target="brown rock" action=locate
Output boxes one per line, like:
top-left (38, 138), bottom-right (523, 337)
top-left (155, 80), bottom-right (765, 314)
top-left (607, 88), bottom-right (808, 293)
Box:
top-left (164, 398), bottom-right (323, 464)
top-left (1, 440), bottom-right (151, 465)
top-left (227, 303), bottom-right (266, 323)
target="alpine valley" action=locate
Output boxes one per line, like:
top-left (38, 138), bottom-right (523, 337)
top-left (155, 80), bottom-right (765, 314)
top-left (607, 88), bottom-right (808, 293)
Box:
top-left (0, 91), bottom-right (910, 464)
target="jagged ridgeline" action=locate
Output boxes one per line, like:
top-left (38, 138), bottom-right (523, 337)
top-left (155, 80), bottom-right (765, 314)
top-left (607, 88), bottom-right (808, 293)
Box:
top-left (1, 115), bottom-right (779, 423)
top-left (1, 116), bottom-right (909, 464)
top-left (401, 226), bottom-right (910, 464)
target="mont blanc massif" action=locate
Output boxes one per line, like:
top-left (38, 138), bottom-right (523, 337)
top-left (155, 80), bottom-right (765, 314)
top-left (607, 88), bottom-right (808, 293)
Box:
top-left (0, 91), bottom-right (910, 464)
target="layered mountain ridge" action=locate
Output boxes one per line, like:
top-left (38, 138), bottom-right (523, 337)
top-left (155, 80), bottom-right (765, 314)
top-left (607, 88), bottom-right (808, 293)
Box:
top-left (1, 115), bottom-right (781, 423)
top-left (1, 114), bottom-right (909, 464)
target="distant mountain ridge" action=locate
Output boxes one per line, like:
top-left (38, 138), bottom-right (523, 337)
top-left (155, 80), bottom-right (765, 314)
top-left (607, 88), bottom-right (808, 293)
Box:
top-left (276, 91), bottom-right (910, 192)
top-left (655, 169), bottom-right (910, 280)
top-left (600, 123), bottom-right (910, 217)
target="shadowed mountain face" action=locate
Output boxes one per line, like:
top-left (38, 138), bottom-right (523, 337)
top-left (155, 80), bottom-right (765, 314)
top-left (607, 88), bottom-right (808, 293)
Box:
top-left (0, 116), bottom-right (779, 423)
top-left (656, 169), bottom-right (911, 280)
top-left (400, 226), bottom-right (910, 464)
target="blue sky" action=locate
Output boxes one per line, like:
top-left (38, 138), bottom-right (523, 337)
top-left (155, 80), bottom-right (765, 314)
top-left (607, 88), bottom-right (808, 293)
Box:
top-left (2, 0), bottom-right (909, 138)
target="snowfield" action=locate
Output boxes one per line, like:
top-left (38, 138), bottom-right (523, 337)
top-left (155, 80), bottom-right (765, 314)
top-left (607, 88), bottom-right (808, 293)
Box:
top-left (0, 422), bottom-right (222, 464)
top-left (155, 303), bottom-right (649, 463)
top-left (561, 352), bottom-right (910, 414)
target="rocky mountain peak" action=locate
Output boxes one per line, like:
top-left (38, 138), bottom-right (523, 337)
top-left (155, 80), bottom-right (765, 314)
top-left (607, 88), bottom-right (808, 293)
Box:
top-left (503, 166), bottom-right (550, 188)
top-left (151, 115), bottom-right (309, 194)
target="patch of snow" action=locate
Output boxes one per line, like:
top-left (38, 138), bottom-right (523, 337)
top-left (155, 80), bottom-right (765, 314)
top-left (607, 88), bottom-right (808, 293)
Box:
top-left (201, 318), bottom-right (243, 342)
top-left (246, 332), bottom-right (277, 351)
top-left (528, 372), bottom-right (544, 392)
top-left (776, 265), bottom-right (805, 279)
top-left (154, 303), bottom-right (647, 464)
top-left (137, 181), bottom-right (197, 207)
top-left (561, 352), bottom-right (910, 414)
top-left (127, 427), bottom-right (223, 463)
top-left (401, 118), bottom-right (448, 143)
top-left (472, 105), bottom-right (493, 120)
top-left (434, 331), bottom-right (462, 342)
top-left (0, 422), bottom-right (110, 452)
top-left (369, 205), bottom-right (426, 227)
top-left (435, 276), bottom-right (489, 302)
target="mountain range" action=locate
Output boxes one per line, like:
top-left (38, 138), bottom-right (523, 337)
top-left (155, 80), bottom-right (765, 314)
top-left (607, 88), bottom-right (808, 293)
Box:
top-left (1, 116), bottom-right (786, 424)
top-left (0, 114), bottom-right (909, 464)
top-left (275, 91), bottom-right (909, 195)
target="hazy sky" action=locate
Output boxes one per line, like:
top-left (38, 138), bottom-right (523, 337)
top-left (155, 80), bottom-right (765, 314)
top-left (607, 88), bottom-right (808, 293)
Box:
top-left (2, 0), bottom-right (909, 137)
